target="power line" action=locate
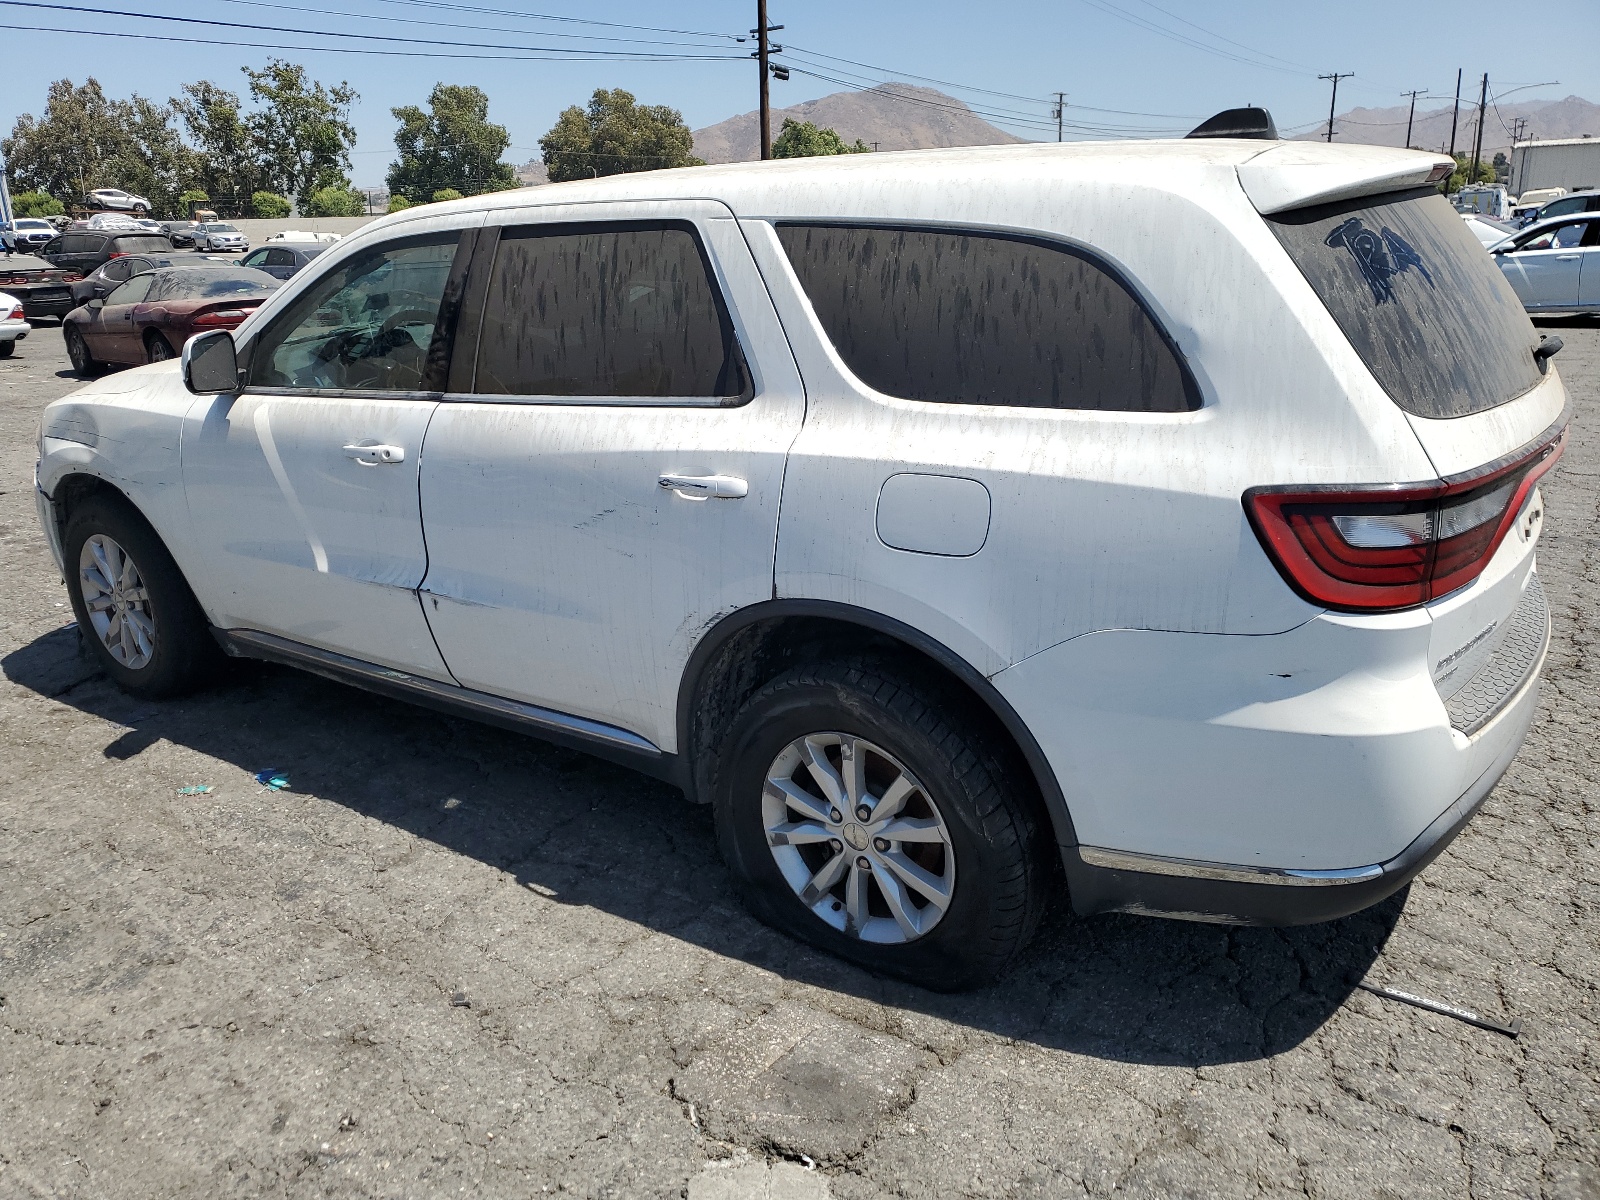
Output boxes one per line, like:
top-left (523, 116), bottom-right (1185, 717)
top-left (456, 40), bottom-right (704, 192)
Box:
top-left (1076, 0), bottom-right (1307, 78)
top-left (2, 21), bottom-right (741, 60)
top-left (0, 0), bottom-right (748, 57)
top-left (207, 0), bottom-right (737, 50)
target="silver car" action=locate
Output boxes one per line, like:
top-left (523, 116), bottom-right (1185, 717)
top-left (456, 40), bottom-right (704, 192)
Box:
top-left (193, 223), bottom-right (250, 253)
top-left (1492, 212), bottom-right (1600, 313)
top-left (86, 188), bottom-right (153, 214)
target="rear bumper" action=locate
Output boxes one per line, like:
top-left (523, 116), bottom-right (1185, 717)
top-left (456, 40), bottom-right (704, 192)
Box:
top-left (1060, 660), bottom-right (1538, 923)
top-left (993, 569), bottom-right (1549, 925)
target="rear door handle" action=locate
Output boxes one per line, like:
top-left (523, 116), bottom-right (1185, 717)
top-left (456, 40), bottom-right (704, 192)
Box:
top-left (659, 473), bottom-right (748, 500)
top-left (343, 443), bottom-right (406, 465)
top-left (1555, 254), bottom-right (1581, 260)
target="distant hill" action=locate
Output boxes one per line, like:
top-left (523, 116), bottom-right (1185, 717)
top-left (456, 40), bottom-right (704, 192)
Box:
top-left (691, 83), bottom-right (1025, 164)
top-left (1293, 94), bottom-right (1600, 158)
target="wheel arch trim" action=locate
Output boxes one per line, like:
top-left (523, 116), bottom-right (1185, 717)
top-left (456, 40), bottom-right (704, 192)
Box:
top-left (675, 598), bottom-right (1080, 848)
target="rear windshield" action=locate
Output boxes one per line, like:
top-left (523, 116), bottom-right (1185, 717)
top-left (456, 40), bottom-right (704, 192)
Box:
top-left (112, 236), bottom-right (177, 254)
top-left (1268, 188), bottom-right (1541, 419)
top-left (152, 268), bottom-right (280, 301)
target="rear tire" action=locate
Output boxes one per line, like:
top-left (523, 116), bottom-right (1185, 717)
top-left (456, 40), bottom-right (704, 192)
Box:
top-left (64, 325), bottom-right (99, 375)
top-left (713, 657), bottom-right (1049, 992)
top-left (144, 333), bottom-right (175, 363)
top-left (62, 494), bottom-right (224, 699)
top-left (0, 341), bottom-right (13, 358)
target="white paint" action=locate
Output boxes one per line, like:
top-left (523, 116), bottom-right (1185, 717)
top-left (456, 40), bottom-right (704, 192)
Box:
top-left (875, 473), bottom-right (991, 557)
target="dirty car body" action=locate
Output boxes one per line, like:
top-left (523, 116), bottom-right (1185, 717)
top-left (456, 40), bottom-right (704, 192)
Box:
top-left (34, 138), bottom-right (1563, 988)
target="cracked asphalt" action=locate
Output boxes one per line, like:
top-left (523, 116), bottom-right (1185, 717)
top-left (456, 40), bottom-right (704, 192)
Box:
top-left (2, 317), bottom-right (1598, 1199)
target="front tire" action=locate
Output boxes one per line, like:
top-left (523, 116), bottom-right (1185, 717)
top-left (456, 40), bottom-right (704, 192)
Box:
top-left (713, 658), bottom-right (1049, 992)
top-left (62, 494), bottom-right (223, 699)
top-left (64, 325), bottom-right (99, 375)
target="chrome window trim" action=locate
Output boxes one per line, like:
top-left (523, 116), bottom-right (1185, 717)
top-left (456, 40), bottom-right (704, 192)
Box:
top-left (242, 386), bottom-right (443, 403)
top-left (438, 391), bottom-right (749, 410)
top-left (1077, 845), bottom-right (1386, 886)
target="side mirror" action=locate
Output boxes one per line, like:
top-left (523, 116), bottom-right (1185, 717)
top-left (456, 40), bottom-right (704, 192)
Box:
top-left (182, 329), bottom-right (242, 394)
top-left (87, 297), bottom-right (104, 310)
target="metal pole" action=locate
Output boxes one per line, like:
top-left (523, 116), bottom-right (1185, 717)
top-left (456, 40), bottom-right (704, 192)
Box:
top-left (1319, 73), bottom-right (1352, 143)
top-left (1402, 89), bottom-right (1423, 149)
top-left (1053, 92), bottom-right (1066, 143)
top-left (1448, 68), bottom-right (1461, 158)
top-left (757, 0), bottom-right (771, 160)
top-left (1469, 73), bottom-right (1488, 186)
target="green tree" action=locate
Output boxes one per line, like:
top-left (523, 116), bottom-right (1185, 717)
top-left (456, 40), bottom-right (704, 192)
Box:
top-left (772, 118), bottom-right (869, 158)
top-left (252, 191), bottom-right (291, 218)
top-left (1445, 153), bottom-right (1496, 193)
top-left (387, 84), bottom-right (517, 200)
top-left (387, 194), bottom-right (413, 213)
top-left (302, 185), bottom-right (365, 217)
top-left (539, 88), bottom-right (702, 182)
top-left (241, 61), bottom-right (358, 207)
top-left (11, 191), bottom-right (65, 217)
top-left (3, 78), bottom-right (198, 215)
top-left (430, 187), bottom-right (463, 203)
top-left (172, 81), bottom-right (263, 201)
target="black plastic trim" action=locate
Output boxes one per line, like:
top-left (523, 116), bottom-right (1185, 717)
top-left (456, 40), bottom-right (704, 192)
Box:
top-left (675, 599), bottom-right (1079, 846)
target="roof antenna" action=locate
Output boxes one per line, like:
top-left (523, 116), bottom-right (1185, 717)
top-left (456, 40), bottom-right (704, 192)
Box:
top-left (1186, 107), bottom-right (1279, 140)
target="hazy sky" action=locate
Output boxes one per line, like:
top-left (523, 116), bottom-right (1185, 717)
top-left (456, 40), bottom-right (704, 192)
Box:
top-left (3, 0), bottom-right (1595, 185)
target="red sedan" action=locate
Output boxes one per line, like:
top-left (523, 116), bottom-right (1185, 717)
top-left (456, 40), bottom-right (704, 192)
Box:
top-left (64, 265), bottom-right (281, 373)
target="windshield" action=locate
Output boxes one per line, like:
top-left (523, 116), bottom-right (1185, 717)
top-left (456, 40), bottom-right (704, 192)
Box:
top-left (153, 267), bottom-right (280, 301)
top-left (1268, 188), bottom-right (1542, 419)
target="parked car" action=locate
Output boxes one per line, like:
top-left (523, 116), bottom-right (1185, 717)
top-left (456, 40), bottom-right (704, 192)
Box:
top-left (160, 221), bottom-right (198, 248)
top-left (0, 253), bottom-right (83, 320)
top-left (239, 241), bottom-right (328, 279)
top-left (1462, 212), bottom-right (1518, 248)
top-left (71, 253), bottom-right (251, 305)
top-left (192, 223), bottom-right (249, 252)
top-left (62, 265), bottom-right (280, 371)
top-left (1527, 190), bottom-right (1600, 224)
top-left (3, 217), bottom-right (61, 251)
top-left (86, 188), bottom-right (152, 214)
top-left (1491, 212), bottom-right (1600, 313)
top-left (0, 291), bottom-right (30, 356)
top-left (38, 230), bottom-right (176, 277)
top-left (35, 136), bottom-right (1564, 990)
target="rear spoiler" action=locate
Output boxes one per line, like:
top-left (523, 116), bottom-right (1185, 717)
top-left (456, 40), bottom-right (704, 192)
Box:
top-left (1237, 142), bottom-right (1455, 215)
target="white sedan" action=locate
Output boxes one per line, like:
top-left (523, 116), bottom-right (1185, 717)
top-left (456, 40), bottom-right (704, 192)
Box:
top-left (1461, 212), bottom-right (1517, 249)
top-left (0, 291), bottom-right (32, 357)
top-left (87, 188), bottom-right (153, 214)
top-left (1492, 212), bottom-right (1600, 313)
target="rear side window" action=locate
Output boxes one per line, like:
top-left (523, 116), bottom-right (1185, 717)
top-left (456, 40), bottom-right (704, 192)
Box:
top-left (1268, 188), bottom-right (1541, 419)
top-left (776, 224), bottom-right (1198, 411)
top-left (114, 236), bottom-right (176, 255)
top-left (473, 223), bottom-right (750, 399)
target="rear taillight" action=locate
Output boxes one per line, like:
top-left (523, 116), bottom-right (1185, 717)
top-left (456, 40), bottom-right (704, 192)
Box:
top-left (1246, 423), bottom-right (1565, 612)
top-left (192, 308), bottom-right (252, 327)
top-left (4, 305), bottom-right (21, 321)
top-left (107, 251), bottom-right (125, 259)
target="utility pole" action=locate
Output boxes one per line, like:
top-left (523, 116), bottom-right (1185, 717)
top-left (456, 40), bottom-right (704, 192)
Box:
top-left (1401, 89), bottom-right (1424, 149)
top-left (1469, 73), bottom-right (1488, 186)
top-left (1319, 72), bottom-right (1353, 143)
top-left (1448, 68), bottom-right (1462, 158)
top-left (1053, 92), bottom-right (1066, 142)
top-left (752, 2), bottom-right (784, 160)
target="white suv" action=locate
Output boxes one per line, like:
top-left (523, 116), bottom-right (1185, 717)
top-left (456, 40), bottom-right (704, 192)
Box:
top-left (34, 133), bottom-right (1564, 990)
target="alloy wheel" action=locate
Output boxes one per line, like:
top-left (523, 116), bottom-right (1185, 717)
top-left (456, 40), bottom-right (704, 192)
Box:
top-left (762, 732), bottom-right (956, 944)
top-left (78, 533), bottom-right (157, 669)
top-left (65, 327), bottom-right (90, 373)
top-left (146, 336), bottom-right (174, 363)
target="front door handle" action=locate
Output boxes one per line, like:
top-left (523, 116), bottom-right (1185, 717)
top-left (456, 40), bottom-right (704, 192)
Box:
top-left (343, 443), bottom-right (406, 465)
top-left (659, 473), bottom-right (748, 500)
top-left (1555, 254), bottom-right (1581, 260)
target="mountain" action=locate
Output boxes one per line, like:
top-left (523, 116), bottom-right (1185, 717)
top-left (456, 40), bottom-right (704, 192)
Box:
top-left (1292, 94), bottom-right (1600, 158)
top-left (691, 83), bottom-right (1025, 164)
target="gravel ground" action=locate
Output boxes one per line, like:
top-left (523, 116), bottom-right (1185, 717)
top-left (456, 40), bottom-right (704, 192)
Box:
top-left (1, 317), bottom-right (1598, 1200)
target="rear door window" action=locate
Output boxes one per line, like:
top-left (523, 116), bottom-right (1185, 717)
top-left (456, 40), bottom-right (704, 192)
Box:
top-left (471, 222), bottom-right (750, 399)
top-left (1268, 188), bottom-right (1542, 419)
top-left (775, 223), bottom-right (1198, 411)
top-left (114, 236), bottom-right (178, 255)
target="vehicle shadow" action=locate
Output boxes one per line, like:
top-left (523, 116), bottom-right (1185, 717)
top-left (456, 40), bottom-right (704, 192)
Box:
top-left (4, 625), bottom-right (1401, 1067)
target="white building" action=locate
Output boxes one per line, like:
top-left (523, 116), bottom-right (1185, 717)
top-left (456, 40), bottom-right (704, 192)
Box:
top-left (1510, 136), bottom-right (1600, 195)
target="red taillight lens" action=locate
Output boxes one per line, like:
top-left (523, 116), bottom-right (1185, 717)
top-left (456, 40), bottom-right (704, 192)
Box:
top-left (4, 306), bottom-right (22, 321)
top-left (192, 308), bottom-right (252, 327)
top-left (107, 251), bottom-right (125, 259)
top-left (1246, 424), bottom-right (1565, 612)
